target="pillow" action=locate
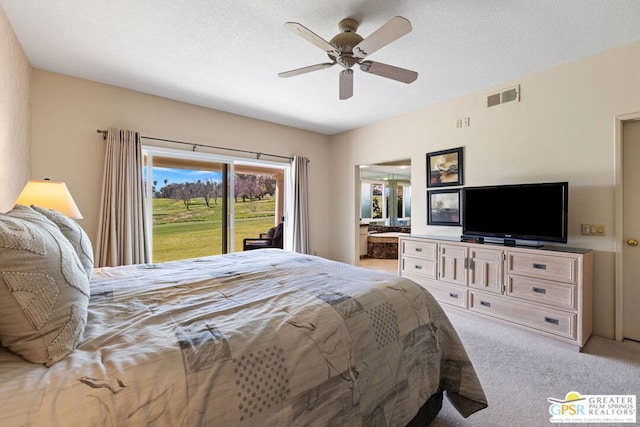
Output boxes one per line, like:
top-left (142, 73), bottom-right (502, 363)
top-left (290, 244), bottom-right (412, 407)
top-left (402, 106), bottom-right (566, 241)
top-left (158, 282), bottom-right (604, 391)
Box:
top-left (30, 205), bottom-right (94, 280)
top-left (0, 205), bottom-right (90, 366)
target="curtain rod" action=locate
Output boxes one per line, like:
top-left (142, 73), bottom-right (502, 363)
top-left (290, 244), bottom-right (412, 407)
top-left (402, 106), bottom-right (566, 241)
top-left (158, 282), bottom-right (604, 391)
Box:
top-left (96, 129), bottom-right (293, 162)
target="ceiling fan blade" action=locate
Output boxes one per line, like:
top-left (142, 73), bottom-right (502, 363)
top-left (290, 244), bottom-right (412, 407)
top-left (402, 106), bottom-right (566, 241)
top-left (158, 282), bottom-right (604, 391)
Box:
top-left (339, 69), bottom-right (353, 100)
top-left (284, 22), bottom-right (340, 56)
top-left (353, 16), bottom-right (412, 59)
top-left (360, 60), bottom-right (418, 84)
top-left (278, 62), bottom-right (335, 78)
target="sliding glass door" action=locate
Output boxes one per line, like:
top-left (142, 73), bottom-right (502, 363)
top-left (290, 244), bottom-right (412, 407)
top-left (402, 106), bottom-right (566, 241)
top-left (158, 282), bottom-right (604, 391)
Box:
top-left (144, 154), bottom-right (226, 262)
top-left (143, 147), bottom-right (288, 262)
top-left (232, 163), bottom-right (284, 251)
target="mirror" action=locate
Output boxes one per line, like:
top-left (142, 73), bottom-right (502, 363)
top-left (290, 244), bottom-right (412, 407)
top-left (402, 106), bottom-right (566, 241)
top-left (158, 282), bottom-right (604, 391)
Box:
top-left (359, 159), bottom-right (411, 227)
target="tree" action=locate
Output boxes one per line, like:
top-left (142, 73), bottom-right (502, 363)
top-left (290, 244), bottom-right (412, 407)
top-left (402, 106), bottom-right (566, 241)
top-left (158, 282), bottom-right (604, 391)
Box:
top-left (155, 173), bottom-right (275, 211)
top-left (211, 181), bottom-right (221, 205)
top-left (201, 179), bottom-right (220, 207)
top-left (159, 182), bottom-right (179, 199)
top-left (260, 175), bottom-right (276, 197)
top-left (174, 182), bottom-right (195, 210)
top-left (234, 174), bottom-right (256, 202)
top-left (234, 173), bottom-right (276, 202)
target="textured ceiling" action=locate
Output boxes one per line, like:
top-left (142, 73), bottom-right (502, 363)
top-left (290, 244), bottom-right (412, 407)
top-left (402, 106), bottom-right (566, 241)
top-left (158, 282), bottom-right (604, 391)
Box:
top-left (3, 1), bottom-right (640, 135)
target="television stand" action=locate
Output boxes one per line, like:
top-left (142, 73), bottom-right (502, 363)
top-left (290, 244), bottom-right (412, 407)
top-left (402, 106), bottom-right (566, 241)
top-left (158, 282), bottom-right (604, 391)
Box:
top-left (400, 235), bottom-right (593, 350)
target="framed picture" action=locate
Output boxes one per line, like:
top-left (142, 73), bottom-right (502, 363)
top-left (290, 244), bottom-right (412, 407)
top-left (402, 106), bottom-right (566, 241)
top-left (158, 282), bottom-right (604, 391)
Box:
top-left (426, 147), bottom-right (463, 187)
top-left (428, 189), bottom-right (461, 226)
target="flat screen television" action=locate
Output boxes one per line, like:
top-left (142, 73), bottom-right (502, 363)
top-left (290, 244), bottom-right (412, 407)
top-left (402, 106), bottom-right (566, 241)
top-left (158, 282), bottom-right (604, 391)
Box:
top-left (462, 181), bottom-right (568, 245)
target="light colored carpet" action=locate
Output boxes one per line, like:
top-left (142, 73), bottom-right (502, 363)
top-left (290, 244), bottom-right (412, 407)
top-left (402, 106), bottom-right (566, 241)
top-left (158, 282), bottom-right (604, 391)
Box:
top-left (356, 258), bottom-right (639, 426)
top-left (358, 257), bottom-right (399, 274)
top-left (433, 308), bottom-right (640, 426)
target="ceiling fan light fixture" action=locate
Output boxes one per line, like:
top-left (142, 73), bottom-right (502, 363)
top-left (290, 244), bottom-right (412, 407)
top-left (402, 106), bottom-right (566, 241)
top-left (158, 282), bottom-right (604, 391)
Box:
top-left (337, 55), bottom-right (357, 69)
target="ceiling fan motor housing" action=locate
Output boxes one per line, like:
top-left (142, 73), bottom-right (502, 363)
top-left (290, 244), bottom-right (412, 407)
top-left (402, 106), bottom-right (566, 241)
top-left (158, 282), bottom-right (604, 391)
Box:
top-left (329, 18), bottom-right (363, 69)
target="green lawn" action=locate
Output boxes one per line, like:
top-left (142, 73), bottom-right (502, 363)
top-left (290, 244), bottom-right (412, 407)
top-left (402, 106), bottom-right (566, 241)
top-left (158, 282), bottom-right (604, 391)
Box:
top-left (151, 196), bottom-right (276, 262)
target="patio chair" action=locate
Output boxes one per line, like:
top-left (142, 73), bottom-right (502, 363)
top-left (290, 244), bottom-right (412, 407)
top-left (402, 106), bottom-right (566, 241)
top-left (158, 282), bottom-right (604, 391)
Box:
top-left (243, 222), bottom-right (284, 250)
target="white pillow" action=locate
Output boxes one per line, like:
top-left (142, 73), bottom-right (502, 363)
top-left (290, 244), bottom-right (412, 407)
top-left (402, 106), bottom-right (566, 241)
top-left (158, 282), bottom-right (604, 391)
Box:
top-left (30, 205), bottom-right (94, 280)
top-left (0, 205), bottom-right (90, 366)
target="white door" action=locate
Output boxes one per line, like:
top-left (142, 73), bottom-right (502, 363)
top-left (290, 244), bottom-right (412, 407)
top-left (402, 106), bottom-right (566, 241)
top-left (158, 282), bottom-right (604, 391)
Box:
top-left (623, 120), bottom-right (640, 341)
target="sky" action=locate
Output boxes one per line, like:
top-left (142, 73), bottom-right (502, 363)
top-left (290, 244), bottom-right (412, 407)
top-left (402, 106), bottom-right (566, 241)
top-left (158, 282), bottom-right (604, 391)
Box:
top-left (146, 167), bottom-right (222, 189)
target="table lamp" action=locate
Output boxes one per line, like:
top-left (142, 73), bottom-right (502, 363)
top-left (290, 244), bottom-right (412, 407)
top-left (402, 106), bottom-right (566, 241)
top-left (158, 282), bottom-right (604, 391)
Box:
top-left (15, 179), bottom-right (83, 219)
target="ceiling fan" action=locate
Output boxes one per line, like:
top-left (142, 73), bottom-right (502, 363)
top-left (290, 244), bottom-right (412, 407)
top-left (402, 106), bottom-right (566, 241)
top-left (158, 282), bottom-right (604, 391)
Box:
top-left (278, 16), bottom-right (418, 100)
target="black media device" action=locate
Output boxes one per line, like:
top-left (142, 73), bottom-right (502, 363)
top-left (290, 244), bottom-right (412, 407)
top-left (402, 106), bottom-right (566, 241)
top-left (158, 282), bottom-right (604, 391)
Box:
top-left (461, 181), bottom-right (568, 246)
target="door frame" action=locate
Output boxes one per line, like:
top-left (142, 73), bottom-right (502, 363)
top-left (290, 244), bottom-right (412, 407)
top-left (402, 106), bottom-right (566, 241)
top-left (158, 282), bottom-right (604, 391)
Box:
top-left (614, 111), bottom-right (640, 341)
top-left (142, 145), bottom-right (290, 257)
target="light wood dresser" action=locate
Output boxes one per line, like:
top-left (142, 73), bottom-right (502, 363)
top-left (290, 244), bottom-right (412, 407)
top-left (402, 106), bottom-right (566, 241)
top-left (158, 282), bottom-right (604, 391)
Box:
top-left (399, 235), bottom-right (593, 350)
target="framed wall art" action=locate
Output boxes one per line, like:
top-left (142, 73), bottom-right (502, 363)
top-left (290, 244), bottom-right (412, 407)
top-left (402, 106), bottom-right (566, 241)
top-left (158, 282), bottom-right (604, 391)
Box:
top-left (426, 147), bottom-right (463, 187)
top-left (427, 189), bottom-right (461, 226)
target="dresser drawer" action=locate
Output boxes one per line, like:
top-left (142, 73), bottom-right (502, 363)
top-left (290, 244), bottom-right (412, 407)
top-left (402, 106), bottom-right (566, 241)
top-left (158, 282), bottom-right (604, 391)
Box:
top-left (401, 239), bottom-right (438, 261)
top-left (469, 291), bottom-right (576, 339)
top-left (507, 275), bottom-right (576, 310)
top-left (401, 257), bottom-right (437, 280)
top-left (507, 252), bottom-right (577, 284)
top-left (418, 280), bottom-right (467, 309)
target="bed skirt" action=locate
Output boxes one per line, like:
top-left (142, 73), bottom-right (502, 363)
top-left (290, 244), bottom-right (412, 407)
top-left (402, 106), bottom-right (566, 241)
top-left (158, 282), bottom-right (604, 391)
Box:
top-left (407, 391), bottom-right (444, 426)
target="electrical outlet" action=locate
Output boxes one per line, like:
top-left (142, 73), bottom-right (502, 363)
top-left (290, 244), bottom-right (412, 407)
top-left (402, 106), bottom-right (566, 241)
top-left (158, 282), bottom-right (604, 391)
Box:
top-left (581, 223), bottom-right (605, 236)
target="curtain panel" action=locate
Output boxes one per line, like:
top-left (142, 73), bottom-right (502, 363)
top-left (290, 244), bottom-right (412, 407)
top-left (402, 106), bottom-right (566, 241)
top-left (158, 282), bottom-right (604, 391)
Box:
top-left (95, 128), bottom-right (150, 267)
top-left (290, 155), bottom-right (310, 254)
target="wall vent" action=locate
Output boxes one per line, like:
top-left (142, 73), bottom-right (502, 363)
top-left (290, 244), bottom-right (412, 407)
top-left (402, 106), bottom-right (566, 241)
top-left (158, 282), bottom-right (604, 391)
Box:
top-left (486, 85), bottom-right (520, 108)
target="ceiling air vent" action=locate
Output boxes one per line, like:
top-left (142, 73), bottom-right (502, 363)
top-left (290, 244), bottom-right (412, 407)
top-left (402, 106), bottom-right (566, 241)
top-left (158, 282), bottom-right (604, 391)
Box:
top-left (486, 85), bottom-right (520, 108)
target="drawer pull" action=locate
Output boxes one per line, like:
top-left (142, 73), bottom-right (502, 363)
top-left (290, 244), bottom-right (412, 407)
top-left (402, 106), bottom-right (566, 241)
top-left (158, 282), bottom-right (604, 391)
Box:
top-left (544, 317), bottom-right (559, 325)
top-left (532, 287), bottom-right (547, 295)
top-left (415, 247), bottom-right (423, 252)
top-left (533, 263), bottom-right (547, 270)
top-left (414, 265), bottom-right (423, 270)
top-left (479, 300), bottom-right (491, 308)
top-left (449, 293), bottom-right (459, 299)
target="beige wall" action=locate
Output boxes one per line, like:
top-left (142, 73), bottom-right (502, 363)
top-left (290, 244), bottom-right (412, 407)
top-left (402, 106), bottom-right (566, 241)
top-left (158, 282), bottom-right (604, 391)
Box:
top-left (329, 41), bottom-right (640, 338)
top-left (30, 70), bottom-right (332, 257)
top-left (0, 7), bottom-right (31, 211)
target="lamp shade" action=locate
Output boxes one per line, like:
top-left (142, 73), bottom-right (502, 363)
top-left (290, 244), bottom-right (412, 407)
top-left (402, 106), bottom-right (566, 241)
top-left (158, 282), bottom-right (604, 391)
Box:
top-left (15, 179), bottom-right (83, 219)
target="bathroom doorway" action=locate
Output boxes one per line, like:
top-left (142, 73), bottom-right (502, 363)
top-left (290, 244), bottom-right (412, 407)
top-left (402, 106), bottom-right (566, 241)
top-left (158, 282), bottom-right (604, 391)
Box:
top-left (357, 159), bottom-right (411, 273)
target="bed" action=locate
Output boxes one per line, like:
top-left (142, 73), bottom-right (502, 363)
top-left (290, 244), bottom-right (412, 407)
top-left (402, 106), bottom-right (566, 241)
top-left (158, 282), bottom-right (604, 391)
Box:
top-left (0, 205), bottom-right (487, 426)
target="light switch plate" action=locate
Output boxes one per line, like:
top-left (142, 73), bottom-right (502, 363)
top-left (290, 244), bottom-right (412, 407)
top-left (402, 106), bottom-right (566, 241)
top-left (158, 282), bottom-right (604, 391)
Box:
top-left (581, 223), bottom-right (605, 236)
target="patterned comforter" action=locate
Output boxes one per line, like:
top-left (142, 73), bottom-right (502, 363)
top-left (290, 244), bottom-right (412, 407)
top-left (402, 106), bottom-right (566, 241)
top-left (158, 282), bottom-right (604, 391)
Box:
top-left (0, 250), bottom-right (486, 426)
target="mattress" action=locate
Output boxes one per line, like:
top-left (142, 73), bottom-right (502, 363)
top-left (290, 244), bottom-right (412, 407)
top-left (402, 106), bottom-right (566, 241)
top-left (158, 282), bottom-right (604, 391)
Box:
top-left (0, 249), bottom-right (486, 426)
